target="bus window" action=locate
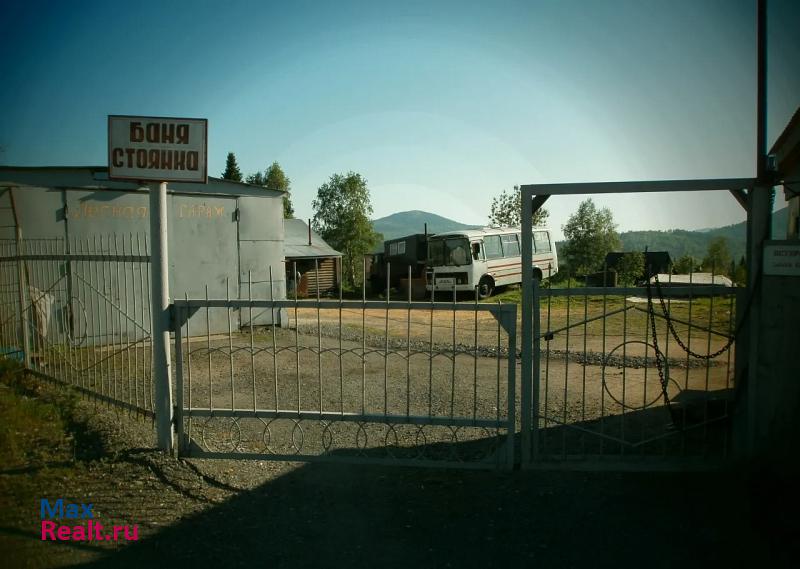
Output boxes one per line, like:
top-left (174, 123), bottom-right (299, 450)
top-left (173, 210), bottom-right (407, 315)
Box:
top-left (428, 237), bottom-right (472, 266)
top-left (534, 231), bottom-right (551, 253)
top-left (501, 234), bottom-right (520, 257)
top-left (484, 235), bottom-right (503, 259)
top-left (471, 242), bottom-right (482, 261)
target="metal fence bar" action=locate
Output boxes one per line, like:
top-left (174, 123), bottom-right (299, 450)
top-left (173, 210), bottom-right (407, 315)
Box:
top-left (143, 233), bottom-right (154, 417)
top-left (227, 278), bottom-right (235, 411)
top-left (505, 307), bottom-right (517, 470)
top-left (407, 266), bottom-right (412, 418)
top-left (562, 276), bottom-right (571, 458)
top-left (183, 409), bottom-right (504, 427)
top-left (621, 293), bottom-right (628, 457)
top-left (185, 292), bottom-right (193, 449)
top-left (295, 260), bottom-right (302, 415)
top-left (270, 267), bottom-right (279, 414)
top-left (529, 277), bottom-right (541, 464)
top-left (174, 303), bottom-right (185, 454)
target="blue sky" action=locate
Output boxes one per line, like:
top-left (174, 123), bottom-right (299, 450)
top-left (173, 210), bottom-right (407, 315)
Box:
top-left (1, 0), bottom-right (798, 239)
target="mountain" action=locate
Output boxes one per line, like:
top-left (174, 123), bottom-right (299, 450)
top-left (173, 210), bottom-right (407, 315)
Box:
top-left (618, 207), bottom-right (787, 262)
top-left (372, 210), bottom-right (481, 242)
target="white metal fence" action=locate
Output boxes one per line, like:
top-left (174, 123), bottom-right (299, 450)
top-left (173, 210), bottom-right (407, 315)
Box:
top-left (172, 268), bottom-right (518, 469)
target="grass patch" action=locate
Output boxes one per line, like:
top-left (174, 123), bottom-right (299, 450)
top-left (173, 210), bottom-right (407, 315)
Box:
top-left (0, 358), bottom-right (108, 470)
top-left (0, 359), bottom-right (76, 469)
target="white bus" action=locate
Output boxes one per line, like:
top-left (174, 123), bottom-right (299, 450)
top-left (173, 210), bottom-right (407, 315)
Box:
top-left (425, 227), bottom-right (558, 298)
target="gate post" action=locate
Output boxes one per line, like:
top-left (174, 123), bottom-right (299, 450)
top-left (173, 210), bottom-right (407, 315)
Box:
top-left (151, 181), bottom-right (174, 452)
top-left (520, 189), bottom-right (533, 466)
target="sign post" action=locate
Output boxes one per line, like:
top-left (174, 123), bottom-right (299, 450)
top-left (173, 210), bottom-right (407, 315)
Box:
top-left (108, 115), bottom-right (208, 453)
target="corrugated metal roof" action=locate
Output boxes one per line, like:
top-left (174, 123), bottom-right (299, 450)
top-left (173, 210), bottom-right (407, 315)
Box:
top-left (0, 166), bottom-right (283, 198)
top-left (284, 218), bottom-right (341, 259)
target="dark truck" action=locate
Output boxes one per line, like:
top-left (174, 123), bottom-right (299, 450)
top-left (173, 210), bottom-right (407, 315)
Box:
top-left (369, 233), bottom-right (430, 294)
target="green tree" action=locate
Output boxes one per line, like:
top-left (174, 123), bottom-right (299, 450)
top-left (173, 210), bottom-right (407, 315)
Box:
top-left (616, 252), bottom-right (645, 286)
top-left (221, 152), bottom-right (243, 182)
top-left (488, 186), bottom-right (549, 227)
top-left (247, 161), bottom-right (294, 218)
top-left (561, 198), bottom-right (621, 275)
top-left (702, 236), bottom-right (732, 275)
top-left (312, 172), bottom-right (380, 287)
top-left (672, 254), bottom-right (699, 274)
top-left (733, 256), bottom-right (747, 286)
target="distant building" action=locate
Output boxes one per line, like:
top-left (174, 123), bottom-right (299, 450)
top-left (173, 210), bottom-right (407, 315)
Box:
top-left (283, 219), bottom-right (342, 296)
top-left (369, 233), bottom-right (429, 293)
top-left (649, 273), bottom-right (733, 287)
top-left (604, 251), bottom-right (672, 279)
top-left (0, 165), bottom-right (286, 337)
top-left (770, 106), bottom-right (800, 239)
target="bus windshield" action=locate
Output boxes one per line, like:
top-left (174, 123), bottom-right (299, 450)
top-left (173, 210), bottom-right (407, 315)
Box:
top-left (427, 237), bottom-right (471, 267)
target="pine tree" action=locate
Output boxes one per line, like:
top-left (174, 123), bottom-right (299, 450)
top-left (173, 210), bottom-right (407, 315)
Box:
top-left (221, 152), bottom-right (243, 182)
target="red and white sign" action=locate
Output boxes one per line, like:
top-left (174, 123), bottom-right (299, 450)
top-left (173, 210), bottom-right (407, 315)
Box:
top-left (108, 115), bottom-right (207, 183)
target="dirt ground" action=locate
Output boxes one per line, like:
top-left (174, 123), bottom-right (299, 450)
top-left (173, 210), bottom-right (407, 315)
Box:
top-left (1, 370), bottom-right (798, 568)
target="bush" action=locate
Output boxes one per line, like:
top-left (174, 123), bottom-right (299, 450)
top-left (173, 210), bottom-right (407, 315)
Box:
top-left (616, 252), bottom-right (645, 286)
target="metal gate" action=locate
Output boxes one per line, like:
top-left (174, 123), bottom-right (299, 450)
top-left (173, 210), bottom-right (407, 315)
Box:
top-left (522, 277), bottom-right (737, 468)
top-left (173, 278), bottom-right (518, 469)
top-left (0, 237), bottom-right (154, 416)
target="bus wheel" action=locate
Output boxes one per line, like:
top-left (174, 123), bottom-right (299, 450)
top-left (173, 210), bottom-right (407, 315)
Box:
top-left (477, 276), bottom-right (494, 299)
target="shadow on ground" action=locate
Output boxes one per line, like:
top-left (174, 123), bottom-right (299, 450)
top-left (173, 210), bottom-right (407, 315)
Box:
top-left (74, 443), bottom-right (796, 568)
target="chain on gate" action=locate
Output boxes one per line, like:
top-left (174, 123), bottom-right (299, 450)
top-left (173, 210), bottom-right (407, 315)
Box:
top-left (645, 264), bottom-right (737, 429)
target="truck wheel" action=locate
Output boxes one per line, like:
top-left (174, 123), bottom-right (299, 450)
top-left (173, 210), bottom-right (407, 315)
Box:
top-left (477, 276), bottom-right (494, 300)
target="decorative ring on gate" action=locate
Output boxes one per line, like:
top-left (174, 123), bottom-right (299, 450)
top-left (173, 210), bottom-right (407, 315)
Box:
top-left (384, 424), bottom-right (399, 458)
top-left (446, 426), bottom-right (460, 461)
top-left (601, 340), bottom-right (682, 411)
top-left (229, 417), bottom-right (243, 452)
top-left (200, 416), bottom-right (241, 452)
top-left (290, 420), bottom-right (304, 455)
top-left (321, 421), bottom-right (335, 452)
top-left (355, 422), bottom-right (369, 454)
top-left (414, 425), bottom-right (428, 458)
top-left (261, 419), bottom-right (276, 454)
top-left (259, 418), bottom-right (273, 454)
top-left (452, 426), bottom-right (494, 462)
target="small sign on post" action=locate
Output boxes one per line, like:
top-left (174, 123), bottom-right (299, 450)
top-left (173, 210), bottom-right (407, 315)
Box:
top-left (763, 241), bottom-right (800, 276)
top-left (108, 115), bottom-right (208, 183)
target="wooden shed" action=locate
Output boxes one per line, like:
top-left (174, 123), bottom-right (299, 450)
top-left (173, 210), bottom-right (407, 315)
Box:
top-left (283, 219), bottom-right (342, 296)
